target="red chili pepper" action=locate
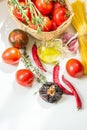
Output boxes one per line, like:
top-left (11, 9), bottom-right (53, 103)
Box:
top-left (32, 44), bottom-right (47, 72)
top-left (53, 65), bottom-right (73, 95)
top-left (62, 75), bottom-right (82, 110)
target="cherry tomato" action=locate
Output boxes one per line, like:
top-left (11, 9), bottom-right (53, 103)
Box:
top-left (18, 0), bottom-right (25, 2)
top-left (2, 47), bottom-right (21, 64)
top-left (9, 29), bottom-right (29, 49)
top-left (29, 21), bottom-right (38, 30)
top-left (31, 0), bottom-right (35, 3)
top-left (42, 16), bottom-right (52, 32)
top-left (13, 2), bottom-right (31, 23)
top-left (53, 2), bottom-right (63, 12)
top-left (35, 0), bottom-right (53, 15)
top-left (66, 58), bottom-right (84, 78)
top-left (53, 7), bottom-right (69, 26)
top-left (16, 69), bottom-right (34, 87)
top-left (51, 19), bottom-right (58, 31)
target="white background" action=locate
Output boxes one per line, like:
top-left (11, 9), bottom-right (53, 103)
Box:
top-left (0, 0), bottom-right (87, 130)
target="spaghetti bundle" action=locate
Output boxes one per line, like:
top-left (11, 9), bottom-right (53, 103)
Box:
top-left (71, 0), bottom-right (87, 74)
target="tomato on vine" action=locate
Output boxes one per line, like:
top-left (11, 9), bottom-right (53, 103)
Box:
top-left (35, 0), bottom-right (53, 15)
top-left (51, 19), bottom-right (58, 31)
top-left (53, 7), bottom-right (69, 26)
top-left (52, 1), bottom-right (64, 12)
top-left (13, 2), bottom-right (31, 23)
top-left (42, 16), bottom-right (52, 32)
top-left (29, 21), bottom-right (38, 30)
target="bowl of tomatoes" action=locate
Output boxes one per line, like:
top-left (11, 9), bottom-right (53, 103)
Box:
top-left (8, 0), bottom-right (73, 41)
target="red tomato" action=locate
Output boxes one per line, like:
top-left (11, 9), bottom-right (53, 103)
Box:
top-left (66, 58), bottom-right (84, 78)
top-left (31, 0), bottom-right (35, 3)
top-left (18, 0), bottom-right (25, 2)
top-left (35, 0), bottom-right (53, 15)
top-left (2, 47), bottom-right (21, 64)
top-left (13, 2), bottom-right (31, 23)
top-left (53, 2), bottom-right (63, 12)
top-left (42, 16), bottom-right (52, 32)
top-left (51, 19), bottom-right (58, 31)
top-left (53, 7), bottom-right (69, 26)
top-left (16, 69), bottom-right (34, 87)
top-left (29, 21), bottom-right (38, 30)
top-left (8, 29), bottom-right (29, 49)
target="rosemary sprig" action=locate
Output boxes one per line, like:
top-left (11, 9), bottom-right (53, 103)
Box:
top-left (21, 49), bottom-right (47, 84)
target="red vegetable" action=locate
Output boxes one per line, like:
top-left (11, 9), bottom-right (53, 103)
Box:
top-left (51, 19), bottom-right (58, 31)
top-left (53, 7), bottom-right (69, 26)
top-left (62, 75), bottom-right (82, 110)
top-left (2, 47), bottom-right (21, 64)
top-left (53, 65), bottom-right (73, 95)
top-left (8, 29), bottom-right (28, 49)
top-left (16, 69), bottom-right (34, 87)
top-left (29, 21), bottom-right (38, 30)
top-left (66, 58), bottom-right (84, 78)
top-left (53, 2), bottom-right (64, 11)
top-left (42, 16), bottom-right (52, 32)
top-left (32, 44), bottom-right (46, 72)
top-left (13, 2), bottom-right (31, 23)
top-left (35, 0), bottom-right (53, 15)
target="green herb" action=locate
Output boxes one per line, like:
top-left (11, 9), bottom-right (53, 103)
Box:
top-left (9, 0), bottom-right (44, 33)
top-left (21, 48), bottom-right (47, 84)
top-left (10, 0), bottom-right (30, 24)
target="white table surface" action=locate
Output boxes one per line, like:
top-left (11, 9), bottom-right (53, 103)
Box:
top-left (0, 0), bottom-right (87, 130)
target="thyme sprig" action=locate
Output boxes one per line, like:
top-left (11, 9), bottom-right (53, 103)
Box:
top-left (10, 0), bottom-right (30, 24)
top-left (21, 49), bottom-right (47, 84)
top-left (27, 0), bottom-right (44, 33)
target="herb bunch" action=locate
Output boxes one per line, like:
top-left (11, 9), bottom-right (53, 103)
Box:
top-left (22, 49), bottom-right (47, 84)
top-left (9, 0), bottom-right (44, 33)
